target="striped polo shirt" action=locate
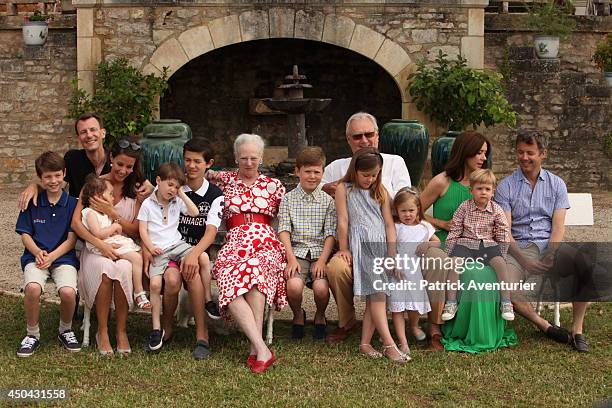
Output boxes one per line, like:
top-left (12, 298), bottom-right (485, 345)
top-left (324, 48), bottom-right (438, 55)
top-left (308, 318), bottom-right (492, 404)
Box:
top-left (495, 168), bottom-right (569, 252)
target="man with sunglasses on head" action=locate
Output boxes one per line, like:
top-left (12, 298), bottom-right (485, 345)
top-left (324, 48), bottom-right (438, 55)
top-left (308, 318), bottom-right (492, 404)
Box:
top-left (322, 111), bottom-right (412, 345)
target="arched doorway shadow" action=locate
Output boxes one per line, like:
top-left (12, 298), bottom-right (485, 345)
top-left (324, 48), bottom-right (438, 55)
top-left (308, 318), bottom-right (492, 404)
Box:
top-left (160, 38), bottom-right (402, 166)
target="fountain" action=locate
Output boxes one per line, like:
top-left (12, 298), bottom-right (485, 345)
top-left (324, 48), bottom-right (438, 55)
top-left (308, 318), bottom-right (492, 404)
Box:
top-left (260, 65), bottom-right (331, 169)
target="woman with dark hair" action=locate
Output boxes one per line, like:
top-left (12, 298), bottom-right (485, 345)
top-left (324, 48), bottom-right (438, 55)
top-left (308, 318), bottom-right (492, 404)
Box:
top-left (415, 131), bottom-right (517, 353)
top-left (71, 139), bottom-right (146, 355)
top-left (421, 130), bottom-right (491, 241)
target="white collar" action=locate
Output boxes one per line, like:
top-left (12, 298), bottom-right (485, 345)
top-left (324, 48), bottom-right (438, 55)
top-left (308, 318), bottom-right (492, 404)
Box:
top-left (183, 178), bottom-right (209, 197)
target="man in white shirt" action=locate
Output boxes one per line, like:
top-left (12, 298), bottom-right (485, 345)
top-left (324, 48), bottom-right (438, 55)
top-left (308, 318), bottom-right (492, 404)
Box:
top-left (323, 112), bottom-right (412, 345)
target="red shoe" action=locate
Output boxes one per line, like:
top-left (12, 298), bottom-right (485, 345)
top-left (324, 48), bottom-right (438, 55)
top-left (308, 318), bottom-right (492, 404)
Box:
top-left (250, 351), bottom-right (276, 374)
top-left (246, 354), bottom-right (256, 368)
top-left (429, 333), bottom-right (444, 351)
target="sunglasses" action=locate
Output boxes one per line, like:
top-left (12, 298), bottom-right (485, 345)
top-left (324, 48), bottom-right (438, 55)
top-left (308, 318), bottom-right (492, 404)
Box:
top-left (350, 131), bottom-right (377, 141)
top-left (117, 139), bottom-right (141, 151)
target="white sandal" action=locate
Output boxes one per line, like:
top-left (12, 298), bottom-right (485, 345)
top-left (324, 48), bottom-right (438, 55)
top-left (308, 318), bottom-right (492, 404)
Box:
top-left (134, 292), bottom-right (151, 309)
top-left (382, 344), bottom-right (410, 363)
top-left (398, 342), bottom-right (411, 357)
top-left (358, 344), bottom-right (383, 359)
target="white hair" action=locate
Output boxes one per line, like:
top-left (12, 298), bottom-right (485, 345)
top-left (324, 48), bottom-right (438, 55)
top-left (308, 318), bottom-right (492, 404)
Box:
top-left (345, 112), bottom-right (378, 136)
top-left (234, 133), bottom-right (265, 157)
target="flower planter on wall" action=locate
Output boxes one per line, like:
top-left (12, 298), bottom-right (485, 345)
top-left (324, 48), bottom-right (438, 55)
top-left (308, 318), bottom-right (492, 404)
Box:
top-left (23, 21), bottom-right (48, 46)
top-left (534, 35), bottom-right (560, 59)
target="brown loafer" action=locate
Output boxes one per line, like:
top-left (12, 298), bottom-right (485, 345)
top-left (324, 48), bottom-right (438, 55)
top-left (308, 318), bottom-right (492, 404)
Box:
top-left (429, 333), bottom-right (444, 351)
top-left (325, 317), bottom-right (358, 345)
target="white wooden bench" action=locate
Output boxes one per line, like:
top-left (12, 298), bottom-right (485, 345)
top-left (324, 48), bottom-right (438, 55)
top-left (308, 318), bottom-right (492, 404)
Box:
top-left (535, 193), bottom-right (594, 326)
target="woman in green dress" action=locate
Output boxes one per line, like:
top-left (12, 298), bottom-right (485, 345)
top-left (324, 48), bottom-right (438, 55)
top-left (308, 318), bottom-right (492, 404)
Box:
top-left (418, 131), bottom-right (517, 353)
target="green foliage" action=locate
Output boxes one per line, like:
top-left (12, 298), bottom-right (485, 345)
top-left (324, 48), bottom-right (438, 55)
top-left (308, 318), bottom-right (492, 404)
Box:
top-left (26, 10), bottom-right (50, 22)
top-left (593, 34), bottom-right (612, 72)
top-left (526, 1), bottom-right (576, 40)
top-left (604, 133), bottom-right (612, 157)
top-left (69, 58), bottom-right (168, 147)
top-left (408, 51), bottom-right (517, 131)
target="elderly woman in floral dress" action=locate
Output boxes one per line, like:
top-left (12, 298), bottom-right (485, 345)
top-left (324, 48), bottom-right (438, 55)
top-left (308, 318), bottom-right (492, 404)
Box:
top-left (207, 133), bottom-right (286, 374)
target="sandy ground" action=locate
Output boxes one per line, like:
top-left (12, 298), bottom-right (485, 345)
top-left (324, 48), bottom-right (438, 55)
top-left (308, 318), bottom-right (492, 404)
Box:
top-left (1, 189), bottom-right (610, 321)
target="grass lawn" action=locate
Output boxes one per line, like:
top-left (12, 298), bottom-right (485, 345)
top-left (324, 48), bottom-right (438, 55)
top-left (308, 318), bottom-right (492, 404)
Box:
top-left (0, 295), bottom-right (610, 407)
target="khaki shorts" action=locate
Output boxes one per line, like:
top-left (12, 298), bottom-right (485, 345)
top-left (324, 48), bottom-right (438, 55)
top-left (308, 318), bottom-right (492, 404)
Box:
top-left (292, 257), bottom-right (328, 289)
top-left (149, 241), bottom-right (193, 278)
top-left (506, 243), bottom-right (541, 278)
top-left (23, 263), bottom-right (78, 294)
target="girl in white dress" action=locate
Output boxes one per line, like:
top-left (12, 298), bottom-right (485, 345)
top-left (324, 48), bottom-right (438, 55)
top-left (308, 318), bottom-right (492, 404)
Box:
top-left (388, 188), bottom-right (439, 356)
top-left (80, 175), bottom-right (149, 309)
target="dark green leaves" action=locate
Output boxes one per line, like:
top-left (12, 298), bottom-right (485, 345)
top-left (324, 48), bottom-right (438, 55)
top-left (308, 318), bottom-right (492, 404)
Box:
top-left (408, 51), bottom-right (517, 131)
top-left (526, 1), bottom-right (576, 40)
top-left (69, 58), bottom-right (169, 147)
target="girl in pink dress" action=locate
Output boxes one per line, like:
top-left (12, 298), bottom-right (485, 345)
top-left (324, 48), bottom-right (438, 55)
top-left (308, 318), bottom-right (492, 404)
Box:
top-left (207, 133), bottom-right (286, 374)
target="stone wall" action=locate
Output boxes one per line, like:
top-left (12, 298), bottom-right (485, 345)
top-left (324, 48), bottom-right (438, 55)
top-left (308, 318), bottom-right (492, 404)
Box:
top-left (1, 6), bottom-right (610, 191)
top-left (483, 15), bottom-right (612, 191)
top-left (0, 16), bottom-right (78, 188)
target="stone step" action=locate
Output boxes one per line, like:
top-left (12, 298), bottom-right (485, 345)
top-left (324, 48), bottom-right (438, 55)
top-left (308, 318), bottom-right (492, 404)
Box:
top-left (510, 58), bottom-right (561, 73)
top-left (507, 46), bottom-right (535, 61)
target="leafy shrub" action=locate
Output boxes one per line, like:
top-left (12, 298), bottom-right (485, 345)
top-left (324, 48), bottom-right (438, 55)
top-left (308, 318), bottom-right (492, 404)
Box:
top-left (593, 34), bottom-right (612, 72)
top-left (69, 58), bottom-right (168, 147)
top-left (408, 51), bottom-right (517, 131)
top-left (526, 1), bottom-right (576, 40)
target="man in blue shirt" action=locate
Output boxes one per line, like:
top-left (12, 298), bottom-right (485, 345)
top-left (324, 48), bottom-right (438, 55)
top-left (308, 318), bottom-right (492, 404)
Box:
top-left (496, 130), bottom-right (589, 352)
top-left (15, 151), bottom-right (81, 357)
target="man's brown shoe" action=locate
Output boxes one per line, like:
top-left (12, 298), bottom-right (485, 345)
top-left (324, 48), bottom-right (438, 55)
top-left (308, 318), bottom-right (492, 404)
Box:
top-left (325, 318), bottom-right (358, 345)
top-left (429, 333), bottom-right (444, 351)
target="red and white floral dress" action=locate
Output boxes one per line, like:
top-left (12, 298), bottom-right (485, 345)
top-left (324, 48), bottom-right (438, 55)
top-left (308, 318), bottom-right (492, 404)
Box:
top-left (212, 171), bottom-right (287, 316)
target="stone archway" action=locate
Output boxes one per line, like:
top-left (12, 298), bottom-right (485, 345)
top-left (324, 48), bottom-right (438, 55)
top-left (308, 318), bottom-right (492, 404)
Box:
top-left (142, 9), bottom-right (415, 113)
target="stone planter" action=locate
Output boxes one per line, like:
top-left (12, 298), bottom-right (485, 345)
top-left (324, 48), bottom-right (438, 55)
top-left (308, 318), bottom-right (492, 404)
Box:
top-left (534, 35), bottom-right (560, 59)
top-left (605, 72), bottom-right (612, 87)
top-left (141, 119), bottom-right (192, 183)
top-left (379, 119), bottom-right (429, 186)
top-left (23, 21), bottom-right (48, 46)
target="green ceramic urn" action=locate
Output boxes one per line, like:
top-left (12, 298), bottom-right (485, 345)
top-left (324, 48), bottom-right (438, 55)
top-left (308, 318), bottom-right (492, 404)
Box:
top-left (141, 119), bottom-right (192, 183)
top-left (379, 119), bottom-right (429, 186)
top-left (431, 131), bottom-right (461, 177)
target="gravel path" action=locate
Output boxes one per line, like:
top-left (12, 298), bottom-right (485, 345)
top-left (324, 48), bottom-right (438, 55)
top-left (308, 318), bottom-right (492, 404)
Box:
top-left (2, 189), bottom-right (610, 321)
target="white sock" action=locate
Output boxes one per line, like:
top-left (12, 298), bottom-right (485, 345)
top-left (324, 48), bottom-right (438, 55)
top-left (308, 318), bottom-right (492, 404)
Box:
top-left (59, 320), bottom-right (72, 334)
top-left (27, 324), bottom-right (40, 340)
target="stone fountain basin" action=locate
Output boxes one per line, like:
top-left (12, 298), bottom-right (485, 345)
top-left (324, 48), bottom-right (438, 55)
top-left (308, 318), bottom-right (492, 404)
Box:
top-left (261, 98), bottom-right (331, 113)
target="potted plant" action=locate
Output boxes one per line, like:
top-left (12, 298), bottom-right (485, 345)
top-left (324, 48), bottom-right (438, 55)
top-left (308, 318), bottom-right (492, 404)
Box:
top-left (526, 1), bottom-right (576, 59)
top-left (593, 34), bottom-right (612, 86)
top-left (69, 57), bottom-right (169, 148)
top-left (23, 10), bottom-right (50, 46)
top-left (408, 51), bottom-right (517, 176)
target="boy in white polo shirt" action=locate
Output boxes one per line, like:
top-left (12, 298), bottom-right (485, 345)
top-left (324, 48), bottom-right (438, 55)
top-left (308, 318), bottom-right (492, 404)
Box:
top-left (138, 162), bottom-right (199, 351)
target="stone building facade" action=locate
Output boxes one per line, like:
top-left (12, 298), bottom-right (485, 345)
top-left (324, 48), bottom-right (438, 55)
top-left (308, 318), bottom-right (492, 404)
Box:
top-left (0, 1), bottom-right (610, 189)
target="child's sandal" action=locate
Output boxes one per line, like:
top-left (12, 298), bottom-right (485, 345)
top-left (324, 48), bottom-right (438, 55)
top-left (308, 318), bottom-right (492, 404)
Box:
top-left (382, 344), bottom-right (410, 363)
top-left (399, 343), bottom-right (411, 357)
top-left (412, 328), bottom-right (427, 342)
top-left (134, 292), bottom-right (151, 309)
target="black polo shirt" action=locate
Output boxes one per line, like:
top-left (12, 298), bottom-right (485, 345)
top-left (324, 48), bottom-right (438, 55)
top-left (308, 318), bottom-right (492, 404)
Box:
top-left (64, 149), bottom-right (111, 197)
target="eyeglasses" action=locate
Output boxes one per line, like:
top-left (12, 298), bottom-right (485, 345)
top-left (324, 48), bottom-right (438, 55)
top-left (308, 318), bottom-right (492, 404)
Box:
top-left (350, 131), bottom-right (377, 141)
top-left (117, 139), bottom-right (141, 151)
